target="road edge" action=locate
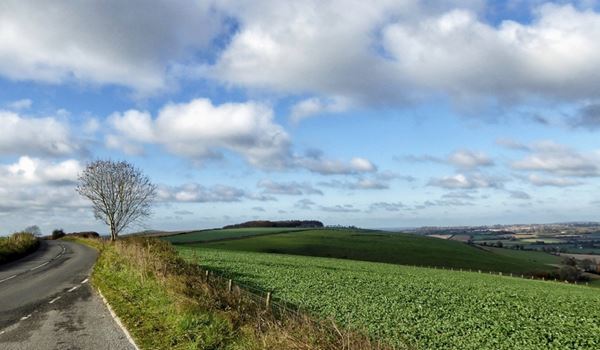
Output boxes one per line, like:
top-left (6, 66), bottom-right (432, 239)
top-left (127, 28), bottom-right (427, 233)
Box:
top-left (96, 287), bottom-right (140, 350)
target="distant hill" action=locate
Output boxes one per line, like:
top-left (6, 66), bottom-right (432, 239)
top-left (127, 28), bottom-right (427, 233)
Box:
top-left (223, 220), bottom-right (324, 229)
top-left (198, 228), bottom-right (561, 274)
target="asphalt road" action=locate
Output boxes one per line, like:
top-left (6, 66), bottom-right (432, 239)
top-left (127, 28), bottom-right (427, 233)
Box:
top-left (0, 240), bottom-right (136, 350)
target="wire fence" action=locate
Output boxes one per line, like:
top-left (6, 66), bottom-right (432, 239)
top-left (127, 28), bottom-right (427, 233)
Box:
top-left (187, 258), bottom-right (314, 323)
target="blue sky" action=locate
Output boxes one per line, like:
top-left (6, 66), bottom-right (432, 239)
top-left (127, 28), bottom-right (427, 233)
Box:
top-left (1, 0), bottom-right (600, 234)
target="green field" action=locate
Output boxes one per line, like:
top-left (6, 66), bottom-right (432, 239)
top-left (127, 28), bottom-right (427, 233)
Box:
top-left (178, 247), bottom-right (600, 350)
top-left (162, 227), bottom-right (309, 244)
top-left (192, 229), bottom-right (560, 274)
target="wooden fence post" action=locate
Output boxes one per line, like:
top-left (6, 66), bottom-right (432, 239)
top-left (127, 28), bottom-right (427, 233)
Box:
top-left (228, 279), bottom-right (233, 293)
top-left (205, 270), bottom-right (210, 282)
top-left (266, 292), bottom-right (272, 308)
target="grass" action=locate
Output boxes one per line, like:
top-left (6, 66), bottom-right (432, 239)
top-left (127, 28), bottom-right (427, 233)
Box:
top-left (193, 229), bottom-right (560, 274)
top-left (0, 232), bottom-right (39, 264)
top-left (77, 237), bottom-right (392, 350)
top-left (179, 246), bottom-right (600, 350)
top-left (163, 227), bottom-right (309, 244)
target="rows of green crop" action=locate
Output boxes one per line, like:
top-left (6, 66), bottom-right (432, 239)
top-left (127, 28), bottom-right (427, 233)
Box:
top-left (163, 227), bottom-right (308, 244)
top-left (178, 246), bottom-right (600, 350)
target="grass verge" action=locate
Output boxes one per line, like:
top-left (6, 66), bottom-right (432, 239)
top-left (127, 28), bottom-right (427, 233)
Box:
top-left (0, 232), bottom-right (39, 264)
top-left (74, 236), bottom-right (394, 350)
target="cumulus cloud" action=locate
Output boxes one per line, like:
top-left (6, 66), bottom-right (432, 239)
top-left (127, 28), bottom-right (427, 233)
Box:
top-left (108, 98), bottom-right (291, 168)
top-left (157, 183), bottom-right (266, 203)
top-left (6, 99), bottom-right (32, 111)
top-left (428, 173), bottom-right (504, 189)
top-left (369, 202), bottom-right (405, 212)
top-left (319, 178), bottom-right (388, 190)
top-left (0, 111), bottom-right (80, 156)
top-left (208, 2), bottom-right (600, 109)
top-left (257, 180), bottom-right (322, 196)
top-left (441, 191), bottom-right (477, 200)
top-left (0, 1), bottom-right (222, 93)
top-left (107, 98), bottom-right (376, 173)
top-left (447, 150), bottom-right (494, 168)
top-left (525, 174), bottom-right (583, 187)
top-left (295, 155), bottom-right (376, 175)
top-left (571, 103), bottom-right (600, 130)
top-left (289, 96), bottom-right (350, 123)
top-left (496, 138), bottom-right (529, 151)
top-left (511, 141), bottom-right (600, 177)
top-left (319, 204), bottom-right (360, 213)
top-left (401, 149), bottom-right (493, 169)
top-left (508, 190), bottom-right (531, 200)
top-left (295, 198), bottom-right (316, 210)
top-left (0, 157), bottom-right (86, 214)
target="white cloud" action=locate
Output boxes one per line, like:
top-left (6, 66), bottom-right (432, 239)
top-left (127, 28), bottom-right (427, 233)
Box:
top-left (448, 150), bottom-right (494, 168)
top-left (257, 180), bottom-right (323, 195)
top-left (320, 178), bottom-right (388, 190)
top-left (108, 110), bottom-right (155, 143)
top-left (296, 156), bottom-right (376, 175)
top-left (0, 111), bottom-right (79, 156)
top-left (6, 99), bottom-right (32, 110)
top-left (526, 174), bottom-right (583, 187)
top-left (108, 98), bottom-right (291, 168)
top-left (108, 98), bottom-right (377, 174)
top-left (290, 96), bottom-right (350, 123)
top-left (295, 198), bottom-right (316, 209)
top-left (428, 173), bottom-right (504, 189)
top-left (0, 156), bottom-right (81, 186)
top-left (402, 149), bottom-right (493, 169)
top-left (0, 157), bottom-right (86, 216)
top-left (319, 204), bottom-right (361, 213)
top-left (508, 190), bottom-right (531, 200)
top-left (208, 2), bottom-right (600, 109)
top-left (0, 1), bottom-right (222, 93)
top-left (369, 202), bottom-right (405, 212)
top-left (157, 183), bottom-right (248, 203)
top-left (511, 141), bottom-right (599, 177)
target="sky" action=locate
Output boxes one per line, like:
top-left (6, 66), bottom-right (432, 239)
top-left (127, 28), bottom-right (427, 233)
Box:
top-left (1, 0), bottom-right (600, 234)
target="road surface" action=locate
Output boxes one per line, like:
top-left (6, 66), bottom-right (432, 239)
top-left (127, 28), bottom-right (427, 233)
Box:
top-left (0, 240), bottom-right (136, 350)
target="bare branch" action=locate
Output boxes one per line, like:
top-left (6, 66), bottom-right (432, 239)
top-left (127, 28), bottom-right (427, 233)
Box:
top-left (76, 160), bottom-right (156, 241)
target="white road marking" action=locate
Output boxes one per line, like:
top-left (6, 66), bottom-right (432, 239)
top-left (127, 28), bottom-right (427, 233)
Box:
top-left (68, 286), bottom-right (79, 292)
top-left (81, 278), bottom-right (89, 284)
top-left (0, 275), bottom-right (17, 283)
top-left (49, 296), bottom-right (61, 304)
top-left (30, 261), bottom-right (49, 271)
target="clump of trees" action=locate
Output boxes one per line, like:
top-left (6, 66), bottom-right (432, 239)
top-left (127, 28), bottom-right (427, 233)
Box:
top-left (77, 160), bottom-right (156, 241)
top-left (224, 220), bottom-right (324, 229)
top-left (52, 229), bottom-right (66, 240)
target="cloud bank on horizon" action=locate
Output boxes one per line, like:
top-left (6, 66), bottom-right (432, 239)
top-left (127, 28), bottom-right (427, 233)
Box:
top-left (0, 0), bottom-right (599, 233)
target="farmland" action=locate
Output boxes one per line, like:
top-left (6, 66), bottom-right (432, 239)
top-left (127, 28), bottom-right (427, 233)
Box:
top-left (162, 227), bottom-right (309, 244)
top-left (178, 246), bottom-right (600, 350)
top-left (189, 228), bottom-right (560, 274)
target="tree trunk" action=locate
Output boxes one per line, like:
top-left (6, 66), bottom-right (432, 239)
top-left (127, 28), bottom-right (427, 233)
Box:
top-left (110, 222), bottom-right (117, 241)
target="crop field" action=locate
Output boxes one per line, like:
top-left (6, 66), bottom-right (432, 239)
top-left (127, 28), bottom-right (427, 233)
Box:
top-left (178, 247), bottom-right (600, 350)
top-left (162, 227), bottom-right (309, 244)
top-left (196, 229), bottom-right (560, 274)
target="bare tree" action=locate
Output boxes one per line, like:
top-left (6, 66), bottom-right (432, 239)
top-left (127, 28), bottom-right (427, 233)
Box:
top-left (76, 160), bottom-right (156, 241)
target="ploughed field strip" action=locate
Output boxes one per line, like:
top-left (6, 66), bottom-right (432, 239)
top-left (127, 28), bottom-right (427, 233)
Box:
top-left (178, 247), bottom-right (600, 350)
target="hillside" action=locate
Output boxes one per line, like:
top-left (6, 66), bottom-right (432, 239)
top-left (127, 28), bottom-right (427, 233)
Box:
top-left (162, 227), bottom-right (310, 244)
top-left (178, 247), bottom-right (600, 350)
top-left (187, 228), bottom-right (560, 274)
